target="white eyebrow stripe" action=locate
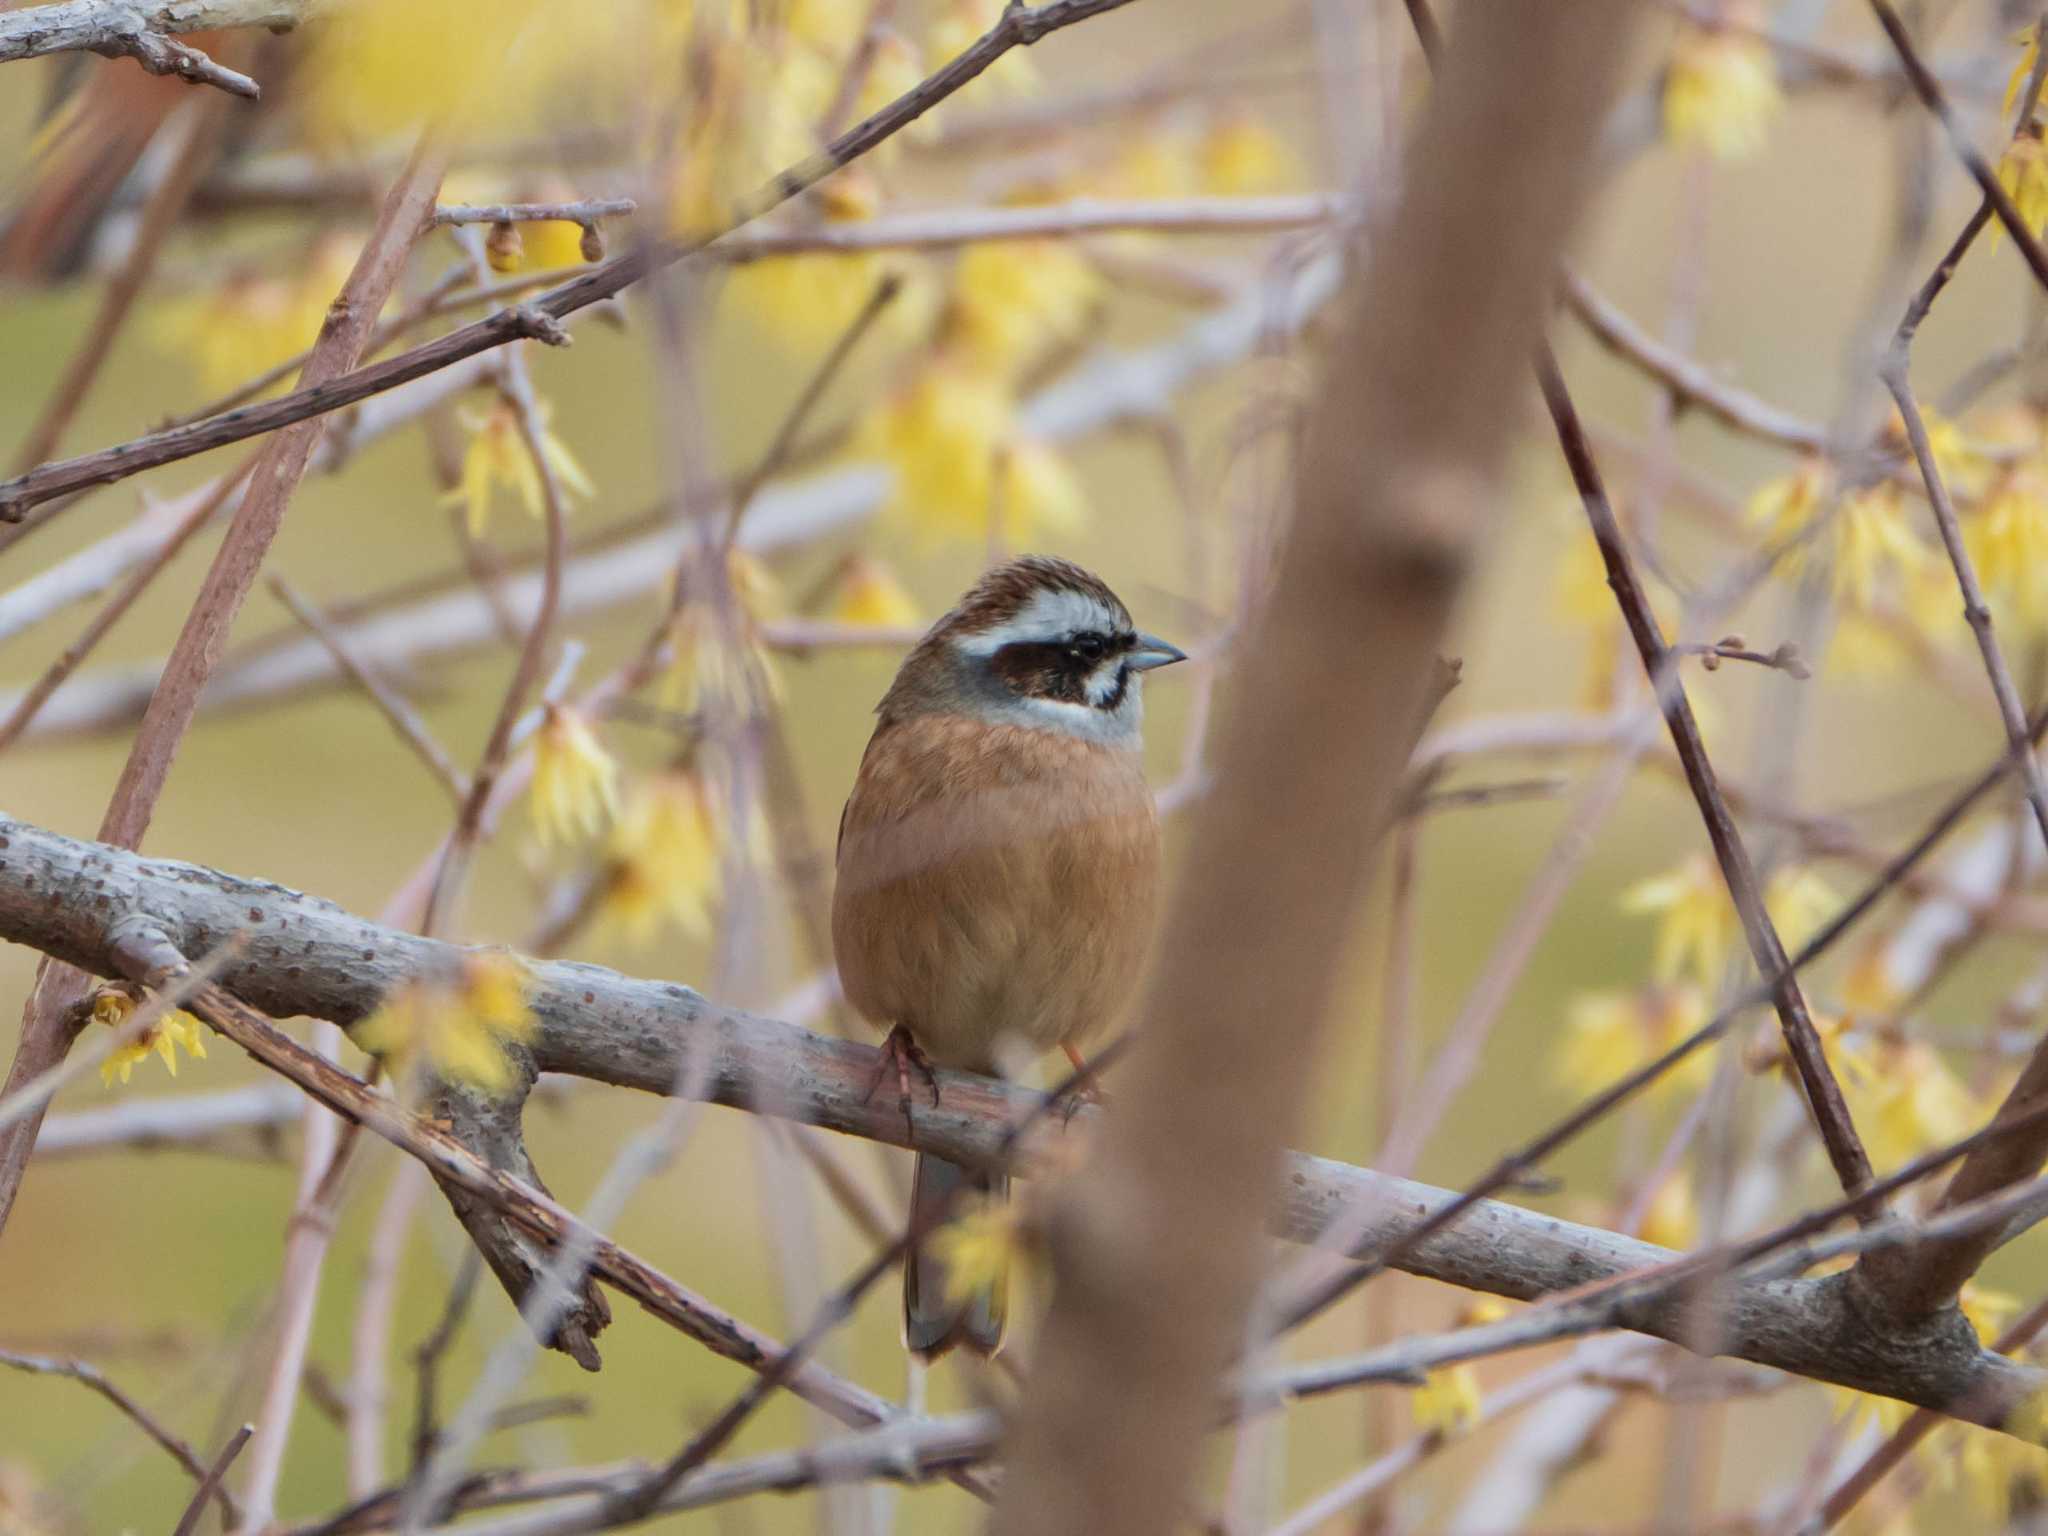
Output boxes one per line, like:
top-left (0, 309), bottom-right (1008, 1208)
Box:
top-left (952, 588), bottom-right (1124, 656)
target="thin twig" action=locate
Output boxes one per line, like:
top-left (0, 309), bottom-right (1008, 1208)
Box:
top-left (270, 576), bottom-right (470, 802)
top-left (11, 94), bottom-right (230, 472)
top-left (172, 1423), bottom-right (254, 1536)
top-left (431, 200), bottom-right (636, 228)
top-left (0, 469), bottom-right (248, 754)
top-left (421, 352), bottom-right (569, 933)
top-left (0, 1347), bottom-right (243, 1527)
top-left (0, 0), bottom-right (1151, 520)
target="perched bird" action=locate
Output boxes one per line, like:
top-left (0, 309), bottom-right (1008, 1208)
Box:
top-left (832, 554), bottom-right (1185, 1356)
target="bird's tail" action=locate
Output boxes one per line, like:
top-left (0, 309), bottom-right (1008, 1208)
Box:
top-left (904, 1152), bottom-right (1008, 1358)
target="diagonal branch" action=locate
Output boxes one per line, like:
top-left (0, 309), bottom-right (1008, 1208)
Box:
top-left (1, 1346), bottom-right (243, 1527)
top-left (0, 149), bottom-right (445, 1243)
top-left (0, 0), bottom-right (1147, 520)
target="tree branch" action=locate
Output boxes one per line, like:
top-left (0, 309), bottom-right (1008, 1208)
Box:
top-left (0, 0), bottom-right (1147, 520)
top-left (0, 0), bottom-right (298, 94)
top-left (0, 812), bottom-right (2045, 1429)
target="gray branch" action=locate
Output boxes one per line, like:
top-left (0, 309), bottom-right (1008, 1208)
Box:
top-left (0, 811), bottom-right (2042, 1431)
top-left (0, 0), bottom-right (308, 96)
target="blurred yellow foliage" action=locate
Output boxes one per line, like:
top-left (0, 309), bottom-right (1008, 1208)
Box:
top-left (149, 235), bottom-right (357, 396)
top-left (1662, 20), bottom-right (1781, 161)
top-left (600, 771), bottom-right (724, 944)
top-left (530, 705), bottom-right (621, 848)
top-left (354, 954), bottom-right (537, 1097)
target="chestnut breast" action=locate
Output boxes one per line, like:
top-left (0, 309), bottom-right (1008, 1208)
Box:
top-left (833, 711), bottom-right (1161, 1073)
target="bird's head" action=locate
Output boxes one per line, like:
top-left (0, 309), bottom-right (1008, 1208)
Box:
top-left (885, 555), bottom-right (1186, 745)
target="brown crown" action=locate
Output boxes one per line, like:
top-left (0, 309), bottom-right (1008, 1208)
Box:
top-left (936, 555), bottom-right (1132, 639)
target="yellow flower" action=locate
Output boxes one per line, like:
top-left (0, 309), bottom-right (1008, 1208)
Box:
top-left (94, 990), bottom-right (208, 1087)
top-left (1962, 1282), bottom-right (2020, 1346)
top-left (1750, 464), bottom-right (1931, 613)
top-left (1102, 128), bottom-right (1202, 200)
top-left (660, 552), bottom-right (785, 714)
top-left (1967, 459), bottom-right (2048, 629)
top-left (1831, 486), bottom-right (1932, 611)
top-left (446, 398), bottom-right (594, 537)
top-left (1556, 986), bottom-right (1715, 1104)
top-left (530, 705), bottom-right (620, 847)
top-left (831, 556), bottom-right (922, 628)
top-left (926, 1197), bottom-right (1022, 1308)
top-left (1663, 21), bottom-right (1781, 161)
top-left (947, 237), bottom-right (1100, 374)
top-left (1956, 1422), bottom-right (2048, 1524)
top-left (1840, 1038), bottom-right (1983, 1172)
top-left (725, 176), bottom-right (931, 356)
top-left (1199, 108), bottom-right (1301, 195)
top-left (1746, 458), bottom-right (1831, 548)
top-left (149, 236), bottom-right (359, 396)
top-left (600, 772), bottom-right (723, 943)
top-left (1412, 1366), bottom-right (1483, 1436)
top-left (2000, 130), bottom-right (2048, 240)
top-left (863, 359), bottom-right (1086, 547)
top-left (1902, 406), bottom-right (1994, 500)
top-left (1840, 939), bottom-right (1908, 1017)
top-left (1553, 526), bottom-right (1615, 628)
top-left (2009, 23), bottom-right (2044, 124)
top-left (302, 0), bottom-right (610, 148)
top-left (670, 31), bottom-right (829, 237)
top-left (1764, 866), bottom-right (1838, 958)
top-left (1639, 1169), bottom-right (1699, 1250)
top-left (354, 954), bottom-right (537, 1097)
top-left (1624, 854), bottom-right (1740, 987)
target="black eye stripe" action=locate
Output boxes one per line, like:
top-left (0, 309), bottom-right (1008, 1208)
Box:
top-left (987, 633), bottom-right (1138, 707)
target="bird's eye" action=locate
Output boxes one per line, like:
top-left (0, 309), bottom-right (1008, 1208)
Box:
top-left (1072, 634), bottom-right (1106, 663)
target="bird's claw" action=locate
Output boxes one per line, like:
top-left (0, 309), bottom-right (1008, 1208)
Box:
top-left (866, 1025), bottom-right (940, 1137)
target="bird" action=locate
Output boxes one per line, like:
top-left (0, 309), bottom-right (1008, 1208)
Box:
top-left (832, 554), bottom-right (1185, 1357)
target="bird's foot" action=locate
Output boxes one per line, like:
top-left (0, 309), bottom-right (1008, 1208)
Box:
top-left (865, 1024), bottom-right (940, 1137)
top-left (1055, 1041), bottom-right (1111, 1124)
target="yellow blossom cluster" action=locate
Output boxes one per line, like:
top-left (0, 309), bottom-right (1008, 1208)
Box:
top-left (599, 769), bottom-right (725, 944)
top-left (1555, 984), bottom-right (1714, 1105)
top-left (1737, 396), bottom-right (2048, 676)
top-left (1410, 1297), bottom-right (1511, 1436)
top-left (1620, 855), bottom-right (1835, 991)
top-left (447, 396), bottom-right (595, 538)
top-left (2000, 24), bottom-right (2048, 242)
top-left (354, 953), bottom-right (538, 1097)
top-left (830, 555), bottom-right (923, 629)
top-left (1559, 859), bottom-right (1842, 1107)
top-left (661, 550), bottom-right (786, 716)
top-left (1832, 1285), bottom-right (2037, 1503)
top-left (530, 704), bottom-right (621, 848)
top-left (1662, 12), bottom-right (1782, 161)
top-left (861, 356), bottom-right (1087, 548)
top-left (300, 0), bottom-right (646, 149)
top-left (149, 235), bottom-right (359, 397)
top-left (928, 1194), bottom-right (1023, 1308)
top-left (93, 988), bottom-right (208, 1087)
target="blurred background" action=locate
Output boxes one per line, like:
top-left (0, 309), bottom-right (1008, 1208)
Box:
top-left (5, 0), bottom-right (2048, 1530)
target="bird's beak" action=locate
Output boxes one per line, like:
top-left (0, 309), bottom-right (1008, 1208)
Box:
top-left (1128, 633), bottom-right (1187, 671)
